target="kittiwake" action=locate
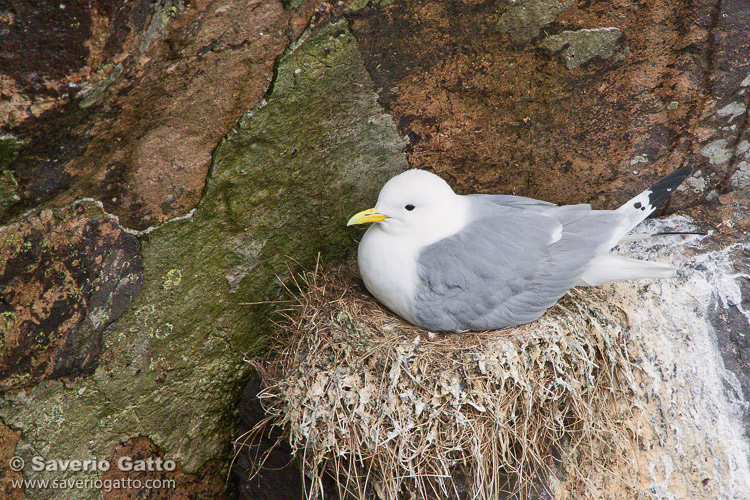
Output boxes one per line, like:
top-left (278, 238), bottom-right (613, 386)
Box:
top-left (347, 167), bottom-right (692, 332)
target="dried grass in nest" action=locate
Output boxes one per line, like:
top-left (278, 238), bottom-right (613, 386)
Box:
top-left (249, 263), bottom-right (640, 499)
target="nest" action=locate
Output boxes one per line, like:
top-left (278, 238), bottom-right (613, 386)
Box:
top-left (250, 264), bottom-right (640, 499)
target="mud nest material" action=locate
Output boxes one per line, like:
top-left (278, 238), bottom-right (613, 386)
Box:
top-left (252, 264), bottom-right (640, 499)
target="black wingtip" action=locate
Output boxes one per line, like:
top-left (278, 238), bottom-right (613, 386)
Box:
top-left (647, 165), bottom-right (692, 209)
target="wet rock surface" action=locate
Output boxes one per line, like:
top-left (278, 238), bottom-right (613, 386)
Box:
top-left (0, 0), bottom-right (153, 126)
top-left (233, 376), bottom-right (340, 500)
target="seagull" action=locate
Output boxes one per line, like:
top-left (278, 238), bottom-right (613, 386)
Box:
top-left (347, 167), bottom-right (692, 332)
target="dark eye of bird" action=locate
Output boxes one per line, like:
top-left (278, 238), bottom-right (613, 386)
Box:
top-left (405, 204), bottom-right (415, 211)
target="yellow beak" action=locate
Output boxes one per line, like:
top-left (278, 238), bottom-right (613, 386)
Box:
top-left (347, 207), bottom-right (388, 226)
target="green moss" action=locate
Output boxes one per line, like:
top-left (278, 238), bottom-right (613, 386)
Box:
top-left (282, 0), bottom-right (307, 9)
top-left (0, 134), bottom-right (20, 167)
top-left (0, 19), bottom-right (405, 489)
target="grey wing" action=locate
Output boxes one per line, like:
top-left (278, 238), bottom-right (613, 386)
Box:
top-left (413, 205), bottom-right (621, 332)
top-left (467, 193), bottom-right (558, 212)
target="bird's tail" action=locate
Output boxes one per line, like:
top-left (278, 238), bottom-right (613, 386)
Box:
top-left (578, 253), bottom-right (676, 286)
top-left (613, 165), bottom-right (692, 240)
top-left (579, 167), bottom-right (692, 286)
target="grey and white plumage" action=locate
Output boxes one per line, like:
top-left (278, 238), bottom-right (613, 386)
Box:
top-left (347, 167), bottom-right (692, 332)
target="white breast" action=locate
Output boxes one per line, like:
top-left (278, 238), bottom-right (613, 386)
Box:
top-left (357, 225), bottom-right (421, 324)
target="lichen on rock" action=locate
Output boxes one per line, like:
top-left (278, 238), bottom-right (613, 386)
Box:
top-left (0, 200), bottom-right (143, 391)
top-left (497, 0), bottom-right (574, 44)
top-left (541, 28), bottom-right (625, 70)
top-left (0, 16), bottom-right (406, 495)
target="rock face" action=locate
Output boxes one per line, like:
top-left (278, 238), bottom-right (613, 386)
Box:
top-left (1, 0), bottom-right (749, 499)
top-left (347, 0), bottom-right (748, 215)
top-left (2, 0), bottom-right (318, 229)
top-left (601, 215), bottom-right (750, 499)
top-left (1, 2), bottom-right (405, 499)
top-left (0, 202), bottom-right (143, 391)
top-left (540, 28), bottom-right (625, 70)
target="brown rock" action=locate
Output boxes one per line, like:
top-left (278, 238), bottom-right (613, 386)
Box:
top-left (0, 422), bottom-right (22, 500)
top-left (102, 437), bottom-right (225, 500)
top-left (0, 201), bottom-right (142, 390)
top-left (683, 188), bottom-right (750, 250)
top-left (5, 0), bottom-right (316, 229)
top-left (0, 0), bottom-right (154, 127)
top-left (347, 0), bottom-right (748, 213)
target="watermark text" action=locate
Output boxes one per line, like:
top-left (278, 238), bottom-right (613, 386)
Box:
top-left (9, 455), bottom-right (176, 473)
top-left (11, 477), bottom-right (176, 492)
top-left (8, 455), bottom-right (178, 492)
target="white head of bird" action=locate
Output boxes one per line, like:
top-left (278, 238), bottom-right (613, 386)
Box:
top-left (347, 169), bottom-right (469, 245)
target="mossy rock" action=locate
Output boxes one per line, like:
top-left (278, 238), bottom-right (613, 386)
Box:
top-left (0, 19), bottom-right (405, 498)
